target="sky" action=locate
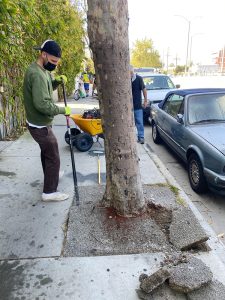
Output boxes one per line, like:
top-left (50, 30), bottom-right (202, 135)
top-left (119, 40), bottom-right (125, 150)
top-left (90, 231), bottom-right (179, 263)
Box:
top-left (128, 0), bottom-right (225, 66)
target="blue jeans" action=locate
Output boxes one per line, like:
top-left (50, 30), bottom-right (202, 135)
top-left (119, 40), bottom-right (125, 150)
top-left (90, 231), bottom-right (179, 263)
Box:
top-left (134, 109), bottom-right (144, 140)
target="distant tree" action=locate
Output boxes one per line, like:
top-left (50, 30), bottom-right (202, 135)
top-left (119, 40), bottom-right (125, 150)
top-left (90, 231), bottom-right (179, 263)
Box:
top-left (83, 57), bottom-right (95, 74)
top-left (35, 0), bottom-right (85, 94)
top-left (131, 38), bottom-right (161, 68)
top-left (174, 65), bottom-right (185, 75)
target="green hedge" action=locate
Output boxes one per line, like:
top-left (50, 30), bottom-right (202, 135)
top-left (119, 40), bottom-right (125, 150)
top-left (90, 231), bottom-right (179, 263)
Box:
top-left (0, 0), bottom-right (85, 139)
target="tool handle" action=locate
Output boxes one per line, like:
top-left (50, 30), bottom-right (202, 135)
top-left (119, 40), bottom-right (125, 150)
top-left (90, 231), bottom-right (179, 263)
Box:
top-left (62, 83), bottom-right (80, 206)
top-left (62, 83), bottom-right (67, 107)
top-left (98, 154), bottom-right (101, 184)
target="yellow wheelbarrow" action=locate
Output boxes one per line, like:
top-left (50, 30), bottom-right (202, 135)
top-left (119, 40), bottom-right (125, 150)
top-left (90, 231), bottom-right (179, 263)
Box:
top-left (64, 114), bottom-right (103, 152)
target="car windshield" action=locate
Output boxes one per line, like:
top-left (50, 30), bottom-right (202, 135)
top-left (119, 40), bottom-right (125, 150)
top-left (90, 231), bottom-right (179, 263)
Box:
top-left (188, 93), bottom-right (225, 124)
top-left (143, 76), bottom-right (175, 90)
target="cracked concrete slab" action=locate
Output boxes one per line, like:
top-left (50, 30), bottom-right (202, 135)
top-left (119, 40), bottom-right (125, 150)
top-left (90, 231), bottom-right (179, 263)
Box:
top-left (169, 257), bottom-right (213, 293)
top-left (187, 280), bottom-right (225, 300)
top-left (169, 207), bottom-right (209, 250)
top-left (139, 268), bottom-right (170, 293)
top-left (143, 185), bottom-right (179, 211)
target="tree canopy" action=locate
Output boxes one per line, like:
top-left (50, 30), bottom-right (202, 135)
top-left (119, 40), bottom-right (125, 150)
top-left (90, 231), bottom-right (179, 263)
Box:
top-left (130, 38), bottom-right (162, 68)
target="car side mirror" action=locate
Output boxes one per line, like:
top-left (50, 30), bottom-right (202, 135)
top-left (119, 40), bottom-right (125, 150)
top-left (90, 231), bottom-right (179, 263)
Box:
top-left (176, 84), bottom-right (180, 88)
top-left (176, 113), bottom-right (184, 124)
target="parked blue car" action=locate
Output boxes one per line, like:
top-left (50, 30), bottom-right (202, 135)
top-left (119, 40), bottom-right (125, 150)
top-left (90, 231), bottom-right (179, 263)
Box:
top-left (151, 88), bottom-right (225, 194)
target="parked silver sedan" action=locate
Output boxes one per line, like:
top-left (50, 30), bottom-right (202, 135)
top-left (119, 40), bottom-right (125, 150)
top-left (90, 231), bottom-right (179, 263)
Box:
top-left (142, 74), bottom-right (180, 124)
top-left (151, 88), bottom-right (225, 194)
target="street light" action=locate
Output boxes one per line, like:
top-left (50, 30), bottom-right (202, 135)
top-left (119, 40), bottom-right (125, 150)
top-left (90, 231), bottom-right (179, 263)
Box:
top-left (189, 33), bottom-right (203, 66)
top-left (174, 15), bottom-right (202, 75)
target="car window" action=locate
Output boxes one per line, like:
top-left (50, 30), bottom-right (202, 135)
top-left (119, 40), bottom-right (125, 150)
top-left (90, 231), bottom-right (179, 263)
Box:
top-left (166, 77), bottom-right (176, 88)
top-left (162, 94), bottom-right (184, 118)
top-left (188, 93), bottom-right (225, 124)
top-left (143, 76), bottom-right (175, 90)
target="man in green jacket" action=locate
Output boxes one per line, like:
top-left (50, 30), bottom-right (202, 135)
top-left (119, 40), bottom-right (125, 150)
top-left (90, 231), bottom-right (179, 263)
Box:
top-left (23, 40), bottom-right (71, 202)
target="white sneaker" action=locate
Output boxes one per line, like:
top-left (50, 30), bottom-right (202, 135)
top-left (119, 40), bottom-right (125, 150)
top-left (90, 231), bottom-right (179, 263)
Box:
top-left (42, 192), bottom-right (69, 202)
top-left (59, 170), bottom-right (64, 180)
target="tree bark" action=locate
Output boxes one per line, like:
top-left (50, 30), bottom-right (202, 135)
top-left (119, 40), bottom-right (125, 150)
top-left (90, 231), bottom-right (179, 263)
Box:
top-left (87, 0), bottom-right (145, 216)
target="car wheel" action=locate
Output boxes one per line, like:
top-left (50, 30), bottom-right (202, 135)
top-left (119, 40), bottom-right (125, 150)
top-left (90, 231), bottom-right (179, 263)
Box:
top-left (74, 90), bottom-right (80, 101)
top-left (74, 133), bottom-right (93, 152)
top-left (188, 153), bottom-right (208, 193)
top-left (65, 128), bottom-right (81, 145)
top-left (152, 122), bottom-right (161, 144)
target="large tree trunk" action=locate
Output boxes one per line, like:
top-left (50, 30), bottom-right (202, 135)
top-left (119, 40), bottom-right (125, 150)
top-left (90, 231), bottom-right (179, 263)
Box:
top-left (87, 0), bottom-right (145, 216)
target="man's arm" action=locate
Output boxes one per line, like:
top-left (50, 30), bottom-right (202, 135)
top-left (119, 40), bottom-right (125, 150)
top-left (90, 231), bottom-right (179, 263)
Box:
top-left (31, 73), bottom-right (65, 116)
top-left (139, 76), bottom-right (148, 108)
top-left (142, 88), bottom-right (148, 108)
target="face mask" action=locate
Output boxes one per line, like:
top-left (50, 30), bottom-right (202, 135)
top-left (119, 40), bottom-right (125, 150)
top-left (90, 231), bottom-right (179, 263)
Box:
top-left (43, 56), bottom-right (57, 72)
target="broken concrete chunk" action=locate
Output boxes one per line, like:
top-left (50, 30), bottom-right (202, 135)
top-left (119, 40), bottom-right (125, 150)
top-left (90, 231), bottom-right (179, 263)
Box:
top-left (169, 207), bottom-right (209, 250)
top-left (161, 252), bottom-right (189, 268)
top-left (187, 280), bottom-right (225, 300)
top-left (137, 283), bottom-right (187, 300)
top-left (169, 257), bottom-right (213, 293)
top-left (139, 273), bottom-right (149, 282)
top-left (140, 268), bottom-right (170, 294)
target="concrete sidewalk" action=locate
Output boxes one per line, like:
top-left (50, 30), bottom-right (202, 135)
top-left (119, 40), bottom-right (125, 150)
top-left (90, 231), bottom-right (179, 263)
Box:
top-left (0, 97), bottom-right (225, 299)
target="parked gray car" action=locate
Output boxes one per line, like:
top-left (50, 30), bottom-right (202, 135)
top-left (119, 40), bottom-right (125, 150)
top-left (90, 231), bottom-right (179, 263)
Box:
top-left (151, 88), bottom-right (225, 194)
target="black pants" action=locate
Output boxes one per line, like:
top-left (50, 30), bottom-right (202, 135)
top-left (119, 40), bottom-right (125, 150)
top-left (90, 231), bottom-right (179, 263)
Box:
top-left (28, 125), bottom-right (60, 193)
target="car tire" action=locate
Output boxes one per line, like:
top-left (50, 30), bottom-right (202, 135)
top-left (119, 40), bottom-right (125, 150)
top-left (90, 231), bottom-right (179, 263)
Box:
top-left (187, 153), bottom-right (208, 193)
top-left (74, 90), bottom-right (80, 101)
top-left (65, 128), bottom-right (81, 145)
top-left (74, 133), bottom-right (93, 152)
top-left (152, 122), bottom-right (161, 144)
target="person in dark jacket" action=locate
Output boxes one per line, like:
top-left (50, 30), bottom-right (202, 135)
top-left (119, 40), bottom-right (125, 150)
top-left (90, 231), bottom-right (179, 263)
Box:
top-left (23, 40), bottom-right (71, 202)
top-left (130, 65), bottom-right (148, 144)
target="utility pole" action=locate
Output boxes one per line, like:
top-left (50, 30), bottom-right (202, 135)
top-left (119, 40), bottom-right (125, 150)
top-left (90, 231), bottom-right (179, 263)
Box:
top-left (166, 48), bottom-right (170, 73)
top-left (174, 54), bottom-right (180, 68)
top-left (174, 15), bottom-right (201, 76)
top-left (221, 46), bottom-right (225, 74)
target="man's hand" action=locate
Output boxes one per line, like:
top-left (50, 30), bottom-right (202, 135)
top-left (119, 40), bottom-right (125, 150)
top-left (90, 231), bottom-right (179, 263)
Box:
top-left (65, 106), bottom-right (71, 116)
top-left (55, 75), bottom-right (68, 84)
top-left (143, 99), bottom-right (148, 109)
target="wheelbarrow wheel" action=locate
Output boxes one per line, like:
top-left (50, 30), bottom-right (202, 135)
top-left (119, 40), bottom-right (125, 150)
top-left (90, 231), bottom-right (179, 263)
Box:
top-left (65, 128), bottom-right (81, 145)
top-left (74, 133), bottom-right (93, 152)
